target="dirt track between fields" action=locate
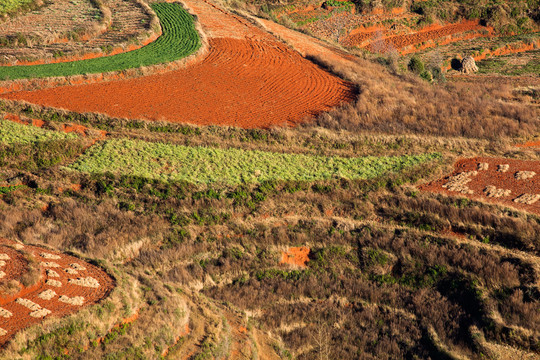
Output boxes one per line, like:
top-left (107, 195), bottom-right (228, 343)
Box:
top-left (1, 0), bottom-right (356, 129)
top-left (0, 238), bottom-right (114, 346)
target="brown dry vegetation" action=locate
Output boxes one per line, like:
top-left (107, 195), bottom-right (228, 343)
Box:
top-left (0, 0), bottom-right (538, 358)
top-left (306, 52), bottom-right (539, 139)
top-left (0, 101), bottom-right (537, 358)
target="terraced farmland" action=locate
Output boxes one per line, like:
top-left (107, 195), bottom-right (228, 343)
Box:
top-left (0, 0), bottom-right (538, 358)
top-left (67, 138), bottom-right (441, 185)
top-left (0, 2), bottom-right (200, 80)
top-left (0, 119), bottom-right (77, 144)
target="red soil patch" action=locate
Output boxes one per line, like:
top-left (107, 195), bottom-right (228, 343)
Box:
top-left (517, 140), bottom-right (540, 148)
top-left (0, 238), bottom-right (114, 346)
top-left (3, 33), bottom-right (160, 67)
top-left (280, 246), bottom-right (310, 267)
top-left (420, 157), bottom-right (540, 215)
top-left (345, 20), bottom-right (493, 54)
top-left (2, 113), bottom-right (107, 144)
top-left (1, 0), bottom-right (356, 129)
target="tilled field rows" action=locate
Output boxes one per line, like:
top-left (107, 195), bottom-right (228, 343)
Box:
top-left (2, 0), bottom-right (356, 128)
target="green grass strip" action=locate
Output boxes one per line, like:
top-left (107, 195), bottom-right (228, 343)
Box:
top-left (0, 0), bottom-right (33, 15)
top-left (67, 138), bottom-right (441, 185)
top-left (0, 3), bottom-right (200, 80)
top-left (0, 120), bottom-right (77, 144)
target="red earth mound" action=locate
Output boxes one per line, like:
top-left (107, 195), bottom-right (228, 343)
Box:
top-left (280, 247), bottom-right (310, 267)
top-left (0, 238), bottom-right (114, 346)
top-left (420, 157), bottom-right (540, 215)
top-left (1, 0), bottom-right (356, 129)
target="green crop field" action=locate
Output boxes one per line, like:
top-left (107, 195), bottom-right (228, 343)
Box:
top-left (0, 120), bottom-right (77, 144)
top-left (0, 2), bottom-right (200, 80)
top-left (0, 0), bottom-right (33, 15)
top-left (67, 138), bottom-right (441, 185)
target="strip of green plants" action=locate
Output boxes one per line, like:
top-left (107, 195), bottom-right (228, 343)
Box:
top-left (0, 3), bottom-right (200, 80)
top-left (0, 120), bottom-right (77, 144)
top-left (67, 138), bottom-right (441, 186)
top-left (0, 0), bottom-right (34, 15)
top-left (477, 50), bottom-right (540, 75)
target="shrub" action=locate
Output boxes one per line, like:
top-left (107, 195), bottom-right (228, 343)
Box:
top-left (408, 56), bottom-right (425, 74)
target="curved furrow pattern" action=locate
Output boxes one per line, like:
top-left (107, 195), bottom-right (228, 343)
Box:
top-left (2, 0), bottom-right (356, 128)
top-left (0, 3), bottom-right (200, 80)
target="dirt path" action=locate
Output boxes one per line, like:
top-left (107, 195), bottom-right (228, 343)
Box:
top-left (0, 238), bottom-right (114, 346)
top-left (2, 0), bottom-right (356, 129)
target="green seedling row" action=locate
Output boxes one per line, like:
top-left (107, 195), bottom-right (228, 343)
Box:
top-left (67, 138), bottom-right (441, 185)
top-left (0, 120), bottom-right (77, 144)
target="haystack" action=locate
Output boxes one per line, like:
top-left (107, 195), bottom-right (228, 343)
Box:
top-left (461, 56), bottom-right (478, 74)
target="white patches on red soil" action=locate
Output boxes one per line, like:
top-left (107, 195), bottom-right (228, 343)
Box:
top-left (441, 171), bottom-right (477, 194)
top-left (68, 277), bottom-right (100, 288)
top-left (421, 157), bottom-right (540, 215)
top-left (0, 238), bottom-right (114, 346)
top-left (37, 289), bottom-right (57, 301)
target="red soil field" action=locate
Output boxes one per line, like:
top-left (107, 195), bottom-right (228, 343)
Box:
top-left (344, 20), bottom-right (492, 54)
top-left (0, 238), bottom-right (114, 346)
top-left (280, 247), bottom-right (310, 267)
top-left (420, 157), bottom-right (540, 215)
top-left (1, 0), bottom-right (356, 128)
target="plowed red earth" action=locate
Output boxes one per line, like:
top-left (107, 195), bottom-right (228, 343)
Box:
top-left (1, 0), bottom-right (356, 129)
top-left (420, 157), bottom-right (540, 215)
top-left (0, 238), bottom-right (114, 346)
top-left (345, 20), bottom-right (491, 53)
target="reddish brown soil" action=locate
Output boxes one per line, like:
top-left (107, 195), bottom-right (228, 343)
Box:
top-left (2, 33), bottom-right (160, 67)
top-left (344, 20), bottom-right (493, 54)
top-left (420, 157), bottom-right (540, 215)
top-left (1, 0), bottom-right (356, 129)
top-left (280, 247), bottom-right (310, 267)
top-left (0, 238), bottom-right (114, 346)
top-left (517, 140), bottom-right (540, 148)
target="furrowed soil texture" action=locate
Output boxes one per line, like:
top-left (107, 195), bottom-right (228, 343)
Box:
top-left (421, 157), bottom-right (540, 215)
top-left (0, 3), bottom-right (199, 80)
top-left (1, 0), bottom-right (356, 128)
top-left (0, 238), bottom-right (114, 346)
